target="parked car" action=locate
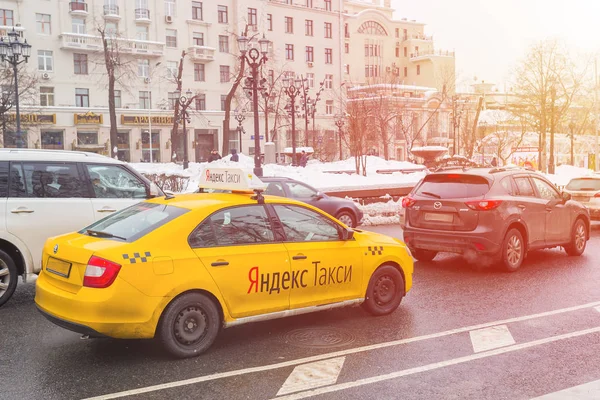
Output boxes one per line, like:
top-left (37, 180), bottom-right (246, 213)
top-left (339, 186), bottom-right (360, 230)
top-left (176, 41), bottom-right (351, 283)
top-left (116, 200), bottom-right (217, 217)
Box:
top-left (563, 176), bottom-right (600, 220)
top-left (261, 177), bottom-right (363, 228)
top-left (0, 149), bottom-right (163, 307)
top-left (401, 167), bottom-right (590, 271)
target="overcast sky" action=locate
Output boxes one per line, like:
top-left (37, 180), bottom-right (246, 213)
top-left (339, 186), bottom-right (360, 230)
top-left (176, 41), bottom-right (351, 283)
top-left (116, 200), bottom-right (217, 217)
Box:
top-left (392, 0), bottom-right (600, 90)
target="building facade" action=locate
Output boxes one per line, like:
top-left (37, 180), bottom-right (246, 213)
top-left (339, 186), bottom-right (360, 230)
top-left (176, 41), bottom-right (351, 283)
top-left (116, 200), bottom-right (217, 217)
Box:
top-left (0, 0), bottom-right (454, 162)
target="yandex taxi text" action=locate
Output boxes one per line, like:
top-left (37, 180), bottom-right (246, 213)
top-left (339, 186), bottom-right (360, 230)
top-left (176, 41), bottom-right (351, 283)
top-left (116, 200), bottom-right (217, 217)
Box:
top-left (248, 262), bottom-right (353, 294)
top-left (205, 169), bottom-right (242, 184)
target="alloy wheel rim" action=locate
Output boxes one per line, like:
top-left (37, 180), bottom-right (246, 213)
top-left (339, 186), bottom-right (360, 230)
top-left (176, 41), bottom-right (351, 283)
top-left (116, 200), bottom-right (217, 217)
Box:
top-left (507, 235), bottom-right (522, 266)
top-left (575, 224), bottom-right (586, 251)
top-left (373, 275), bottom-right (396, 306)
top-left (338, 215), bottom-right (353, 227)
top-left (0, 259), bottom-right (10, 296)
top-left (173, 306), bottom-right (208, 346)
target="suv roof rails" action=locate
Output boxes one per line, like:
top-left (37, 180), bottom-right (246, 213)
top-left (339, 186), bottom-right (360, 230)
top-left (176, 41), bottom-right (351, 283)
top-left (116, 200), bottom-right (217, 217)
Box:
top-left (489, 165), bottom-right (524, 174)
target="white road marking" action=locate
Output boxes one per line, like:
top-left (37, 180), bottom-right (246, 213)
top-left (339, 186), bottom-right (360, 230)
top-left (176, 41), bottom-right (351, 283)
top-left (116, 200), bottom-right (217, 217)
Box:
top-left (595, 306), bottom-right (600, 314)
top-left (82, 300), bottom-right (600, 400)
top-left (531, 379), bottom-right (600, 399)
top-left (273, 326), bottom-right (600, 400)
top-left (469, 325), bottom-right (515, 353)
top-left (277, 357), bottom-right (345, 396)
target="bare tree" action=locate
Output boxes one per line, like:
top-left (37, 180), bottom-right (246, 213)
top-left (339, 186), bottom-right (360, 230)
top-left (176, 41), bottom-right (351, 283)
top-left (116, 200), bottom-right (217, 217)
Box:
top-left (480, 110), bottom-right (528, 165)
top-left (345, 96), bottom-right (376, 175)
top-left (0, 63), bottom-right (38, 147)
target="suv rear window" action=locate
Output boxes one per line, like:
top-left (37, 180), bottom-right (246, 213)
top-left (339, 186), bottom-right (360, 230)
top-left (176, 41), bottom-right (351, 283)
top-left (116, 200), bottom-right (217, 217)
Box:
top-left (566, 178), bottom-right (600, 191)
top-left (80, 202), bottom-right (188, 242)
top-left (415, 174), bottom-right (490, 199)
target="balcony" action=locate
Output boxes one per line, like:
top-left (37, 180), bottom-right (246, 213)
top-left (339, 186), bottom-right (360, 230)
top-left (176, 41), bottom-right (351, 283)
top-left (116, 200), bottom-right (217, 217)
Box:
top-left (135, 8), bottom-right (151, 23)
top-left (410, 49), bottom-right (455, 61)
top-left (187, 46), bottom-right (216, 62)
top-left (103, 5), bottom-right (120, 20)
top-left (69, 1), bottom-right (88, 16)
top-left (60, 33), bottom-right (164, 57)
top-left (403, 33), bottom-right (433, 41)
top-left (0, 25), bottom-right (25, 39)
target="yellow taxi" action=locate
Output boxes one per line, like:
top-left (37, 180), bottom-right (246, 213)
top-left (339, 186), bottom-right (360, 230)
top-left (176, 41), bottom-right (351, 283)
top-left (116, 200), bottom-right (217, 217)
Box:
top-left (35, 167), bottom-right (413, 358)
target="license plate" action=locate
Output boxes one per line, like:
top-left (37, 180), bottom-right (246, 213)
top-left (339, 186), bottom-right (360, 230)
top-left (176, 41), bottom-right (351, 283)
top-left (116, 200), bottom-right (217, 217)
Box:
top-left (46, 257), bottom-right (72, 278)
top-left (424, 212), bottom-right (453, 223)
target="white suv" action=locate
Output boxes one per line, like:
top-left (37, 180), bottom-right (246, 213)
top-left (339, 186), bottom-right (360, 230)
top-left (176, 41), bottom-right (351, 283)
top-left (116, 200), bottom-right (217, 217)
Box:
top-left (0, 149), bottom-right (163, 306)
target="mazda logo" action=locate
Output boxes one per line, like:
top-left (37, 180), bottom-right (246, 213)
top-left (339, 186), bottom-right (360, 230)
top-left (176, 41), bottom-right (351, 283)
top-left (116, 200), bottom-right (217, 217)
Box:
top-left (53, 244), bottom-right (58, 254)
top-left (433, 202), bottom-right (442, 210)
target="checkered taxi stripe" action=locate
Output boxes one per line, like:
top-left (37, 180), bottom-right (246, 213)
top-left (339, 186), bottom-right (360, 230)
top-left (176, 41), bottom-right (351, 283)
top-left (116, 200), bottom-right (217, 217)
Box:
top-left (122, 252), bottom-right (152, 264)
top-left (365, 246), bottom-right (384, 256)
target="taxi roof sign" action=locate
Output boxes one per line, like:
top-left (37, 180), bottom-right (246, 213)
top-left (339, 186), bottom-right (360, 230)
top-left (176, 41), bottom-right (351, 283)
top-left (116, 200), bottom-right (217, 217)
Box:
top-left (199, 167), bottom-right (267, 192)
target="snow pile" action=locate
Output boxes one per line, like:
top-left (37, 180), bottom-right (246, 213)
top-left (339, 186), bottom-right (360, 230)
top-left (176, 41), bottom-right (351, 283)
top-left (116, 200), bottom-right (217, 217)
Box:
top-left (131, 153), bottom-right (426, 193)
top-left (545, 165), bottom-right (596, 187)
top-left (356, 196), bottom-right (405, 226)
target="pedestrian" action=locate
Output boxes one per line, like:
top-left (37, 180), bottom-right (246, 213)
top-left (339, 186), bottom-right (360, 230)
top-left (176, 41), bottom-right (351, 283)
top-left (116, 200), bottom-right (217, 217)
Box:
top-left (491, 157), bottom-right (498, 167)
top-left (208, 149), bottom-right (222, 163)
top-left (299, 150), bottom-right (308, 168)
top-left (230, 148), bottom-right (239, 162)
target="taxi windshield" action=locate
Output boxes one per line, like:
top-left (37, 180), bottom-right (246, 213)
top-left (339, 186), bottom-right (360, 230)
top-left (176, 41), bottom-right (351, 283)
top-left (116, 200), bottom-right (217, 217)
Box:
top-left (80, 202), bottom-right (188, 242)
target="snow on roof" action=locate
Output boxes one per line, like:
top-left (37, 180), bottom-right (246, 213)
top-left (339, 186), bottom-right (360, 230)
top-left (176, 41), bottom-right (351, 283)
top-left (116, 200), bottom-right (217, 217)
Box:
top-left (411, 146), bottom-right (449, 152)
top-left (348, 84), bottom-right (438, 93)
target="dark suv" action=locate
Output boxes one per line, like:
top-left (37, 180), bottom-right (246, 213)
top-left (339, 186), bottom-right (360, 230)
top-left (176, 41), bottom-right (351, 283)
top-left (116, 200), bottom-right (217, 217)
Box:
top-left (402, 167), bottom-right (590, 271)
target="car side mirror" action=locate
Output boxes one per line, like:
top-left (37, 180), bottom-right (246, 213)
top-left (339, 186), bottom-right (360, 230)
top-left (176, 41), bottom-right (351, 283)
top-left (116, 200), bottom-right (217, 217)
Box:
top-left (561, 191), bottom-right (572, 203)
top-left (313, 192), bottom-right (324, 200)
top-left (340, 228), bottom-right (354, 241)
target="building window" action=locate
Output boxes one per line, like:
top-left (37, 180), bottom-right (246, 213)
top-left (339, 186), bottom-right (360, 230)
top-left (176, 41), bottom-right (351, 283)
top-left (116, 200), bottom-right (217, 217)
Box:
top-left (193, 32), bottom-right (204, 46)
top-left (166, 61), bottom-right (178, 78)
top-left (75, 88), bottom-right (89, 107)
top-left (345, 23), bottom-right (349, 38)
top-left (267, 14), bottom-right (273, 31)
top-left (136, 25), bottom-right (149, 41)
top-left (105, 21), bottom-right (118, 36)
top-left (40, 87), bottom-right (54, 106)
top-left (221, 95), bottom-right (227, 111)
top-left (220, 65), bottom-right (230, 83)
top-left (117, 131), bottom-right (130, 162)
top-left (404, 66), bottom-right (407, 77)
top-left (415, 45), bottom-right (419, 54)
top-left (77, 132), bottom-right (98, 145)
top-left (248, 8), bottom-right (257, 26)
top-left (139, 91), bottom-right (151, 109)
top-left (325, 100), bottom-right (333, 115)
top-left (219, 35), bottom-right (229, 53)
top-left (285, 17), bottom-right (293, 34)
top-left (194, 63), bottom-right (205, 81)
top-left (195, 94), bottom-right (206, 110)
top-left (192, 1), bottom-right (203, 20)
top-left (305, 20), bottom-right (313, 36)
top-left (42, 131), bottom-right (64, 150)
top-left (324, 22), bottom-right (332, 38)
top-left (395, 27), bottom-right (400, 38)
top-left (72, 17), bottom-right (86, 34)
top-left (167, 92), bottom-right (178, 109)
top-left (345, 64), bottom-right (350, 74)
top-left (218, 5), bottom-right (228, 23)
top-left (0, 9), bottom-right (14, 26)
top-left (404, 47), bottom-right (407, 57)
top-left (268, 69), bottom-right (274, 85)
top-left (324, 74), bottom-right (333, 89)
top-left (307, 73), bottom-right (314, 88)
top-left (305, 46), bottom-right (313, 62)
top-left (403, 28), bottom-right (408, 39)
top-left (285, 44), bottom-right (294, 60)
top-left (114, 89), bottom-right (122, 108)
top-left (73, 53), bottom-right (88, 75)
top-left (306, 0), bottom-right (313, 7)
top-left (345, 43), bottom-right (349, 54)
top-left (36, 14), bottom-right (51, 35)
top-left (37, 50), bottom-right (53, 72)
top-left (325, 48), bottom-right (332, 64)
top-left (166, 29), bottom-right (177, 47)
top-left (417, 65), bottom-right (420, 75)
top-left (395, 47), bottom-right (399, 57)
top-left (165, 0), bottom-right (176, 17)
top-left (324, 0), bottom-right (332, 11)
top-left (138, 59), bottom-right (149, 77)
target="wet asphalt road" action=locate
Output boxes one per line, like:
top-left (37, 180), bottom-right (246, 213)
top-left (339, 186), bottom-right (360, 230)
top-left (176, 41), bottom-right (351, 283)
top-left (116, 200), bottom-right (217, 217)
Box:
top-left (2, 224), bottom-right (600, 400)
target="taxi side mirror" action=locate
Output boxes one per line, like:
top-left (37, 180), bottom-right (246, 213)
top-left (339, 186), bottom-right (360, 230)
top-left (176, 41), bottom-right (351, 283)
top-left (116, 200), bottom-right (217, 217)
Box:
top-left (340, 228), bottom-right (354, 241)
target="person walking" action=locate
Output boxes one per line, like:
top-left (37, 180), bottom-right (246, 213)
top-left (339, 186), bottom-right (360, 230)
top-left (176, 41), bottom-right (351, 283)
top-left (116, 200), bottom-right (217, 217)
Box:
top-left (490, 156), bottom-right (498, 167)
top-left (299, 150), bottom-right (308, 168)
top-left (230, 149), bottom-right (239, 162)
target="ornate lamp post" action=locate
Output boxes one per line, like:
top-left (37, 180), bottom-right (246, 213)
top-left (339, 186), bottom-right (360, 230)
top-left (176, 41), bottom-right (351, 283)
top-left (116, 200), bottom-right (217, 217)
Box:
top-left (569, 118), bottom-right (576, 166)
top-left (334, 114), bottom-right (345, 160)
top-left (283, 77), bottom-right (304, 166)
top-left (234, 109), bottom-right (246, 152)
top-left (237, 33), bottom-right (270, 177)
top-left (0, 29), bottom-right (31, 148)
top-left (174, 88), bottom-right (193, 169)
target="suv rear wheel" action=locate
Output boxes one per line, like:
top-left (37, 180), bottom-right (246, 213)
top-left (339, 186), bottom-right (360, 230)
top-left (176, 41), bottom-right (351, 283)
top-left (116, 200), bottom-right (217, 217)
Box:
top-left (501, 229), bottom-right (524, 272)
top-left (0, 250), bottom-right (18, 308)
top-left (412, 249), bottom-right (438, 262)
top-left (564, 219), bottom-right (587, 256)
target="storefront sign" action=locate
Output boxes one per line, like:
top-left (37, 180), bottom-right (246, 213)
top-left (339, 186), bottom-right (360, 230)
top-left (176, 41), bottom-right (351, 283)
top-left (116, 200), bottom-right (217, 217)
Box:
top-left (121, 115), bottom-right (174, 125)
top-left (74, 112), bottom-right (103, 125)
top-left (8, 113), bottom-right (56, 124)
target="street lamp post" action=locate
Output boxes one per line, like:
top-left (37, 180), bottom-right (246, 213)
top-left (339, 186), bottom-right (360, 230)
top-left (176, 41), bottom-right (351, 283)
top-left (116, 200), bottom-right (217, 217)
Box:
top-left (283, 78), bottom-right (304, 166)
top-left (174, 88), bottom-right (193, 169)
top-left (0, 29), bottom-right (31, 148)
top-left (549, 85), bottom-right (557, 174)
top-left (234, 109), bottom-right (246, 152)
top-left (569, 119), bottom-right (576, 166)
top-left (237, 33), bottom-right (270, 177)
top-left (334, 114), bottom-right (345, 160)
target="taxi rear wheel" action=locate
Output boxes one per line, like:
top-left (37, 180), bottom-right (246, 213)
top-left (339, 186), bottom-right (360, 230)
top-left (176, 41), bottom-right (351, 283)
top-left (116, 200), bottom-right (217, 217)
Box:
top-left (363, 265), bottom-right (405, 316)
top-left (158, 292), bottom-right (220, 358)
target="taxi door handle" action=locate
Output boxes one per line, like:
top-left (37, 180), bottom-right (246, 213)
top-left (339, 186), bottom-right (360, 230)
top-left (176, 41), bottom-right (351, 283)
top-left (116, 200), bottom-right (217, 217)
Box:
top-left (211, 261), bottom-right (229, 267)
top-left (293, 254), bottom-right (307, 260)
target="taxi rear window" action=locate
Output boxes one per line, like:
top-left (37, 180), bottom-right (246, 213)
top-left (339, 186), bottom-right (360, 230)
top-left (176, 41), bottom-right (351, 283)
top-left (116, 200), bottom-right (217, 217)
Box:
top-left (80, 202), bottom-right (188, 242)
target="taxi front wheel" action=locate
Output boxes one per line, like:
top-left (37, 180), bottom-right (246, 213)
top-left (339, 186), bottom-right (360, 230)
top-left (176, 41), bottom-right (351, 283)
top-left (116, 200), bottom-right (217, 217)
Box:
top-left (157, 292), bottom-right (221, 358)
top-left (363, 265), bottom-right (405, 316)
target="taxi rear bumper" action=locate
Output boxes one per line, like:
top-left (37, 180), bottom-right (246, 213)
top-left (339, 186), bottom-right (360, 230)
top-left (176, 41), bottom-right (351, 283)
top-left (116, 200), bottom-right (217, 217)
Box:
top-left (36, 306), bottom-right (108, 338)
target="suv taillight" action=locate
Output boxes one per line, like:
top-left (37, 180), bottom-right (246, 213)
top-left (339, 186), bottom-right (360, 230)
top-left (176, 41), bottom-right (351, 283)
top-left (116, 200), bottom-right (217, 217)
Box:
top-left (465, 200), bottom-right (503, 211)
top-left (402, 197), bottom-right (415, 208)
top-left (594, 193), bottom-right (600, 198)
top-left (83, 256), bottom-right (121, 288)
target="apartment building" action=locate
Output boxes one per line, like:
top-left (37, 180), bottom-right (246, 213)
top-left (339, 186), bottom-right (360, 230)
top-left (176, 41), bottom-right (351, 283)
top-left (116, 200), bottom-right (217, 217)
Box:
top-left (0, 0), bottom-right (454, 162)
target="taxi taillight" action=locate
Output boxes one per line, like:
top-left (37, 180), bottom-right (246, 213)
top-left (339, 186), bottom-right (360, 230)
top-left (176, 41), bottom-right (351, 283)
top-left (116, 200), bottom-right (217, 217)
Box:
top-left (83, 256), bottom-right (121, 288)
